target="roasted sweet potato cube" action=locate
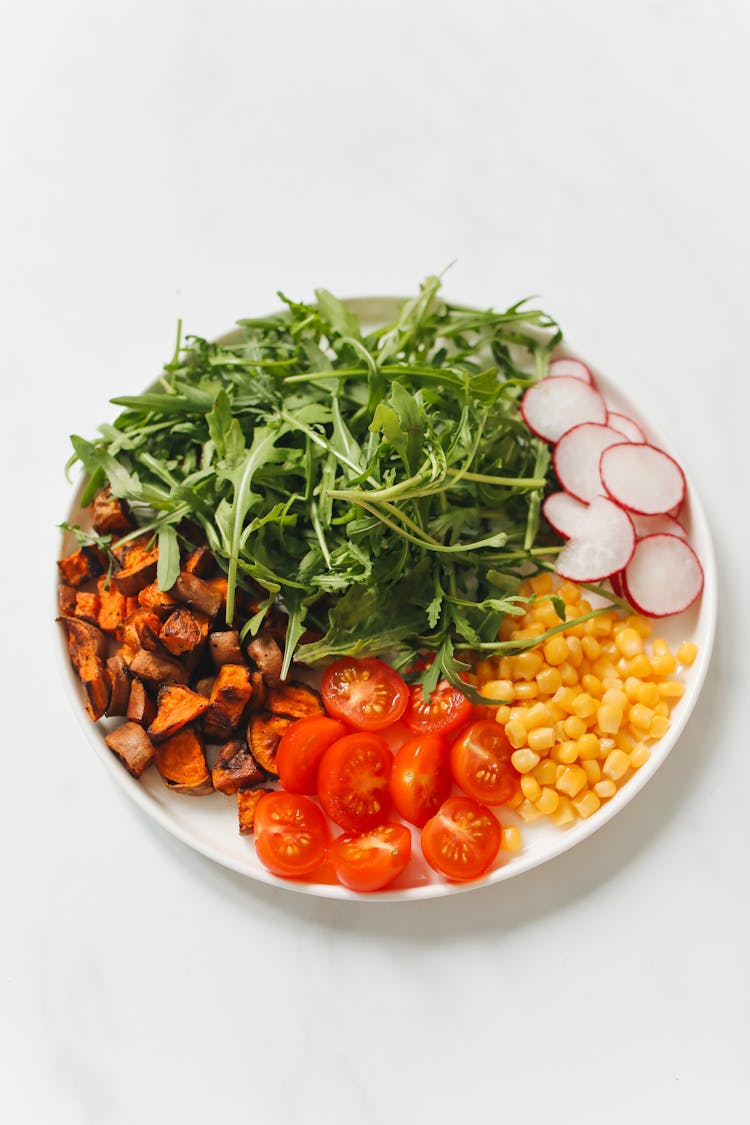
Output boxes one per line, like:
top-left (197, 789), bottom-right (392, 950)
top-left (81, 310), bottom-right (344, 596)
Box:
top-left (238, 788), bottom-right (272, 835)
top-left (266, 681), bottom-right (323, 720)
top-left (159, 607), bottom-right (209, 656)
top-left (154, 727), bottom-right (212, 794)
top-left (129, 648), bottom-right (189, 686)
top-left (112, 535), bottom-right (159, 596)
top-left (106, 653), bottom-right (131, 716)
top-left (171, 572), bottom-right (223, 619)
top-left (97, 575), bottom-right (128, 634)
top-left (58, 545), bottom-right (107, 588)
top-left (58, 616), bottom-right (108, 669)
top-left (91, 487), bottom-right (133, 535)
top-left (212, 738), bottom-right (267, 794)
top-left (246, 711), bottom-right (293, 777)
top-left (183, 545), bottom-right (215, 577)
top-left (245, 631), bottom-right (283, 686)
top-left (208, 665), bottom-right (253, 729)
top-left (115, 608), bottom-right (163, 653)
top-left (58, 584), bottom-right (77, 616)
top-left (137, 580), bottom-right (178, 616)
top-left (79, 653), bottom-right (111, 720)
top-left (208, 630), bottom-right (245, 668)
top-left (195, 676), bottom-right (216, 698)
top-left (147, 683), bottom-right (211, 743)
top-left (105, 721), bottom-right (155, 778)
top-left (126, 678), bottom-right (157, 727)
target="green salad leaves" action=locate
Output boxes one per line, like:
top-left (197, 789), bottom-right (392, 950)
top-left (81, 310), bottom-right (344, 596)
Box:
top-left (68, 276), bottom-right (604, 698)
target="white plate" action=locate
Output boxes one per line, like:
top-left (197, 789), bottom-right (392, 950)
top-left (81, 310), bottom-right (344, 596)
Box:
top-left (56, 298), bottom-right (717, 901)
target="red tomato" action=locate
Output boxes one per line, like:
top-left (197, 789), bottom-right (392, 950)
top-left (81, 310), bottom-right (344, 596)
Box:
top-left (275, 716), bottom-right (348, 794)
top-left (321, 657), bottom-right (408, 731)
top-left (390, 733), bottom-right (452, 827)
top-left (449, 720), bottom-right (520, 806)
top-left (403, 679), bottom-right (474, 735)
top-left (421, 796), bottom-right (502, 881)
top-left (254, 792), bottom-right (329, 878)
top-left (317, 732), bottom-right (393, 831)
top-left (330, 823), bottom-right (412, 892)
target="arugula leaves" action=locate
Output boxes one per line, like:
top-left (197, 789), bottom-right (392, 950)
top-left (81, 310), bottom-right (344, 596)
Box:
top-left (68, 278), bottom-right (574, 692)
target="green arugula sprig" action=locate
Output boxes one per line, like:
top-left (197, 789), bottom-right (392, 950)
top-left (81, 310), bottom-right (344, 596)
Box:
top-left (67, 276), bottom-right (616, 697)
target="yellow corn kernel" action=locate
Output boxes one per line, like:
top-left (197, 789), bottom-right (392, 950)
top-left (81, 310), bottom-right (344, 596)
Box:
top-left (552, 687), bottom-right (579, 714)
top-left (572, 693), bottom-right (598, 719)
top-left (514, 681), bottom-right (540, 701)
top-left (520, 775), bottom-right (542, 803)
top-left (513, 624), bottom-right (546, 640)
top-left (601, 676), bottom-right (624, 692)
top-left (659, 680), bottom-right (686, 700)
top-left (615, 729), bottom-right (636, 754)
top-left (576, 733), bottom-right (600, 761)
top-left (637, 681), bottom-right (660, 708)
top-left (652, 637), bottom-right (670, 656)
top-left (594, 779), bottom-right (617, 799)
top-left (623, 676), bottom-right (642, 703)
top-left (546, 702), bottom-right (566, 723)
top-left (591, 614), bottom-right (614, 638)
top-left (553, 740), bottom-right (579, 765)
top-left (536, 666), bottom-right (563, 695)
top-left (628, 614), bottom-right (652, 638)
top-left (615, 627), bottom-right (644, 659)
top-left (581, 673), bottom-right (604, 698)
top-left (563, 715), bottom-right (587, 740)
top-left (500, 825), bottom-right (522, 851)
top-left (603, 748), bottom-right (630, 781)
top-left (511, 748), bottom-right (541, 774)
top-left (565, 636), bottom-right (584, 666)
top-left (581, 636), bottom-right (602, 661)
top-left (528, 572), bottom-right (554, 595)
top-left (629, 703), bottom-right (654, 731)
top-left (534, 600), bottom-right (564, 629)
top-left (506, 790), bottom-right (524, 809)
top-left (558, 581), bottom-right (580, 605)
top-left (479, 679), bottom-right (513, 702)
top-left (544, 635), bottom-right (569, 666)
top-left (593, 657), bottom-right (619, 681)
top-left (536, 787), bottom-right (559, 815)
top-left (528, 726), bottom-right (555, 753)
top-left (559, 662), bottom-right (579, 686)
top-left (572, 788), bottom-right (601, 819)
top-left (582, 759), bottom-right (602, 785)
top-left (676, 642), bottom-right (698, 666)
top-left (498, 656), bottom-right (514, 679)
top-left (596, 703), bottom-right (623, 735)
top-left (651, 653), bottom-right (678, 677)
top-left (514, 650), bottom-right (544, 681)
top-left (517, 799), bottom-right (543, 823)
top-left (495, 705), bottom-right (512, 725)
top-left (533, 758), bottom-right (557, 786)
top-left (549, 795), bottom-right (576, 827)
top-left (628, 653), bottom-right (653, 678)
top-left (598, 737), bottom-right (616, 757)
top-left (505, 720), bottom-right (528, 750)
top-left (650, 715), bottom-right (670, 739)
top-left (602, 688), bottom-right (628, 710)
top-left (654, 701), bottom-right (669, 717)
top-left (556, 764), bottom-right (588, 798)
top-left (629, 743), bottom-right (651, 769)
top-left (508, 706), bottom-right (529, 724)
top-left (524, 702), bottom-right (553, 729)
top-left (474, 658), bottom-right (496, 680)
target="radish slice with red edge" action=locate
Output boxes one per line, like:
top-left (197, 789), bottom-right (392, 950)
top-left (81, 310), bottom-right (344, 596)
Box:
top-left (555, 495), bottom-right (635, 582)
top-left (553, 423), bottom-right (626, 503)
top-left (630, 512), bottom-right (688, 540)
top-left (521, 377), bottom-right (607, 444)
top-left (600, 442), bottom-right (686, 515)
top-left (542, 491), bottom-right (589, 539)
top-left (622, 534), bottom-right (704, 617)
top-left (547, 357), bottom-right (593, 385)
top-left (610, 570), bottom-right (625, 598)
top-left (607, 411), bottom-right (646, 443)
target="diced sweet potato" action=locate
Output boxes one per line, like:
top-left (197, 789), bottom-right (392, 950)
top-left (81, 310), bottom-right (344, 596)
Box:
top-left (129, 648), bottom-right (189, 686)
top-left (183, 545), bottom-right (215, 577)
top-left (159, 607), bottom-right (209, 656)
top-left (137, 580), bottom-right (178, 616)
top-left (246, 711), bottom-right (293, 777)
top-left (212, 738), bottom-right (267, 794)
top-left (147, 683), bottom-right (212, 743)
top-left (154, 727), bottom-right (212, 794)
top-left (97, 575), bottom-right (128, 634)
top-left (245, 631), bottom-right (283, 686)
top-left (58, 584), bottom-right (77, 616)
top-left (115, 608), bottom-right (163, 653)
top-left (79, 654), bottom-right (111, 720)
top-left (106, 653), bottom-right (131, 716)
top-left (73, 591), bottom-right (101, 624)
top-left (195, 676), bottom-right (216, 698)
top-left (238, 788), bottom-right (272, 835)
top-left (171, 572), bottom-right (223, 619)
top-left (58, 545), bottom-right (107, 588)
top-left (91, 487), bottom-right (133, 535)
top-left (126, 678), bottom-right (157, 727)
top-left (105, 721), bottom-right (155, 778)
top-left (58, 616), bottom-right (108, 669)
top-left (266, 680), bottom-right (323, 720)
top-left (112, 535), bottom-right (159, 596)
top-left (208, 630), bottom-right (246, 668)
top-left (207, 664), bottom-right (253, 729)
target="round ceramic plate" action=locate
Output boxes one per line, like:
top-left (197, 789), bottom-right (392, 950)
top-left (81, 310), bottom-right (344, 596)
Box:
top-left (56, 297), bottom-right (717, 900)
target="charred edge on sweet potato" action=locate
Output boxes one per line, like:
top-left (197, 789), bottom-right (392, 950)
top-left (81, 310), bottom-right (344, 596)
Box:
top-left (111, 535), bottom-right (159, 596)
top-left (106, 653), bottom-right (131, 716)
top-left (212, 738), bottom-right (267, 794)
top-left (246, 711), bottom-right (294, 778)
top-left (104, 721), bottom-right (155, 779)
top-left (245, 631), bottom-right (283, 686)
top-left (126, 678), bottom-right (157, 727)
top-left (159, 607), bottom-right (209, 656)
top-left (154, 727), bottom-right (213, 794)
top-left (265, 680), bottom-right (324, 720)
top-left (128, 648), bottom-right (189, 686)
top-left (57, 545), bottom-right (107, 588)
top-left (147, 683), bottom-right (212, 743)
top-left (171, 572), bottom-right (223, 620)
top-left (97, 576), bottom-right (128, 633)
top-left (91, 488), bottom-right (133, 536)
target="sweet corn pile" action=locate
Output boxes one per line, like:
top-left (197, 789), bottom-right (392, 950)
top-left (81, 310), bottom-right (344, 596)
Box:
top-left (472, 573), bottom-right (698, 834)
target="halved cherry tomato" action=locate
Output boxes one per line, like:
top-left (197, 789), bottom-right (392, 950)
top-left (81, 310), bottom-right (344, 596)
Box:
top-left (420, 796), bottom-right (502, 881)
top-left (321, 657), bottom-right (408, 731)
top-left (390, 733), bottom-right (452, 827)
top-left (403, 679), bottom-right (474, 735)
top-left (330, 823), bottom-right (412, 892)
top-left (449, 720), bottom-right (520, 806)
top-left (275, 716), bottom-right (348, 794)
top-left (254, 792), bottom-right (329, 878)
top-left (317, 732), bottom-right (393, 831)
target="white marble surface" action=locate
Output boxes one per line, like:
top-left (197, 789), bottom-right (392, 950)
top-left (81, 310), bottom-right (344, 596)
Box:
top-left (2, 2), bottom-right (749, 1121)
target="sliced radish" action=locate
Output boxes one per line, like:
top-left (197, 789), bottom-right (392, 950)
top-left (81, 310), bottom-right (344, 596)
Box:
top-left (629, 512), bottom-right (688, 540)
top-left (548, 357), bottom-right (593, 385)
top-left (521, 377), bottom-right (607, 444)
top-left (542, 491), bottom-right (589, 539)
top-left (623, 534), bottom-right (704, 617)
top-left (555, 495), bottom-right (635, 582)
top-left (553, 423), bottom-right (625, 503)
top-left (610, 570), bottom-right (625, 598)
top-left (607, 411), bottom-right (646, 443)
top-left (600, 443), bottom-right (686, 515)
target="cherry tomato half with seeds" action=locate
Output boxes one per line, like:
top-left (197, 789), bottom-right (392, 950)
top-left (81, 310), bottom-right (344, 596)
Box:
top-left (449, 720), bottom-right (520, 806)
top-left (330, 823), bottom-right (412, 892)
top-left (321, 657), bottom-right (409, 732)
top-left (403, 679), bottom-right (474, 736)
top-left (254, 792), bottom-right (329, 879)
top-left (420, 796), bottom-right (502, 882)
top-left (390, 733), bottom-right (453, 827)
top-left (317, 732), bottom-right (393, 832)
top-left (275, 716), bottom-right (348, 794)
